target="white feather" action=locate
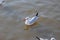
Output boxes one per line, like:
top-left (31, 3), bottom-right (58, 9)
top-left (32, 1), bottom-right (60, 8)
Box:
top-left (51, 37), bottom-right (56, 40)
top-left (25, 16), bottom-right (39, 25)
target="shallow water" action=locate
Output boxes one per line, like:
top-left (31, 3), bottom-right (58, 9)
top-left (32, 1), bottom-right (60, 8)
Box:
top-left (0, 0), bottom-right (60, 40)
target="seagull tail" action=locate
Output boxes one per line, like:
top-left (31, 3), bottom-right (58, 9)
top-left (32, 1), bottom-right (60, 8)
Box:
top-left (36, 12), bottom-right (38, 16)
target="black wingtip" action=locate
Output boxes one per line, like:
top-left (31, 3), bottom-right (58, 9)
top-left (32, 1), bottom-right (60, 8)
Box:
top-left (36, 36), bottom-right (40, 40)
top-left (36, 12), bottom-right (38, 16)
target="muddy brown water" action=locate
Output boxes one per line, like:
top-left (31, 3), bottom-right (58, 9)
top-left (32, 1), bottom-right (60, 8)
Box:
top-left (0, 0), bottom-right (60, 40)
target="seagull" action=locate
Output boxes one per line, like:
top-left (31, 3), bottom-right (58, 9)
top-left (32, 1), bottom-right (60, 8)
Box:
top-left (36, 36), bottom-right (56, 40)
top-left (23, 12), bottom-right (48, 30)
top-left (36, 36), bottom-right (48, 40)
top-left (51, 37), bottom-right (56, 40)
top-left (24, 12), bottom-right (39, 25)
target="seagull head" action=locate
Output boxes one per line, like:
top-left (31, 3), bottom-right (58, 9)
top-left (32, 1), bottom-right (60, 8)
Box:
top-left (23, 17), bottom-right (29, 21)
